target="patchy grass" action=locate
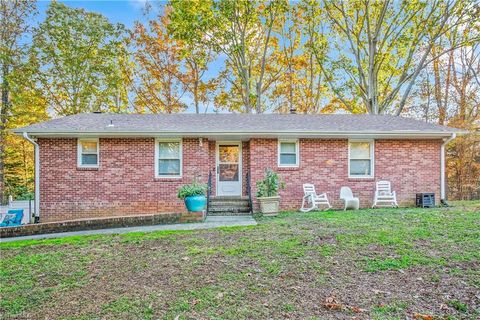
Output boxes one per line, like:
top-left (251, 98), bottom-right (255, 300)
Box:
top-left (1, 201), bottom-right (479, 319)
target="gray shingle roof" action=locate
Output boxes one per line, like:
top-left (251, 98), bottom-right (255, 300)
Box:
top-left (13, 113), bottom-right (462, 138)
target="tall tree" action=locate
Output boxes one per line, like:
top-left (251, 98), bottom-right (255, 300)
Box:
top-left (130, 6), bottom-right (216, 114)
top-left (130, 9), bottom-right (187, 113)
top-left (0, 0), bottom-right (36, 203)
top-left (410, 28), bottom-right (480, 200)
top-left (312, 0), bottom-right (479, 115)
top-left (270, 2), bottom-right (330, 114)
top-left (32, 1), bottom-right (130, 115)
top-left (4, 56), bottom-right (48, 199)
top-left (169, 0), bottom-right (287, 113)
top-left (182, 44), bottom-right (217, 114)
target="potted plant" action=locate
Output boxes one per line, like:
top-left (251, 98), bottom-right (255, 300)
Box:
top-left (177, 181), bottom-right (207, 212)
top-left (256, 169), bottom-right (285, 216)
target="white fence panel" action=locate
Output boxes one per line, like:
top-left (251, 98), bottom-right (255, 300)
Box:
top-left (0, 198), bottom-right (33, 224)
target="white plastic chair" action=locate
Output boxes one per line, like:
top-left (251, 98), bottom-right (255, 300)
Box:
top-left (300, 184), bottom-right (331, 212)
top-left (340, 187), bottom-right (359, 210)
top-left (372, 180), bottom-right (398, 208)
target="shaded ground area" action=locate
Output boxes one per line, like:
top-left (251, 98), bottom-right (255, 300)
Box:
top-left (1, 201), bottom-right (479, 319)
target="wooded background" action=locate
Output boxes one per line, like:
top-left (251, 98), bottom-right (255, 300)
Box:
top-left (1, 0), bottom-right (479, 203)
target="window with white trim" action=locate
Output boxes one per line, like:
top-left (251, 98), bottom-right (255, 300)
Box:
top-left (278, 140), bottom-right (299, 167)
top-left (349, 140), bottom-right (374, 177)
top-left (78, 139), bottom-right (99, 167)
top-left (155, 139), bottom-right (182, 177)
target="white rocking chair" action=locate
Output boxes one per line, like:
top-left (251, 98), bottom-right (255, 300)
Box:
top-left (372, 180), bottom-right (398, 208)
top-left (300, 184), bottom-right (332, 212)
top-left (340, 186), bottom-right (360, 210)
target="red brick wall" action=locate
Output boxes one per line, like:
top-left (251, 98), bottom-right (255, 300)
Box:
top-left (39, 138), bottom-right (210, 222)
top-left (249, 138), bottom-right (442, 210)
top-left (39, 137), bottom-right (442, 222)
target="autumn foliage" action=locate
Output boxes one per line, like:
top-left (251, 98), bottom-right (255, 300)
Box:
top-left (1, 0), bottom-right (478, 202)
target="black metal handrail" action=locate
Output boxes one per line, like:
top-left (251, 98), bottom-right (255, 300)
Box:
top-left (206, 170), bottom-right (212, 215)
top-left (246, 170), bottom-right (253, 213)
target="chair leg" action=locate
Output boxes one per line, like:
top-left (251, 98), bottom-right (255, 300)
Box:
top-left (300, 198), bottom-right (315, 212)
top-left (300, 197), bottom-right (306, 212)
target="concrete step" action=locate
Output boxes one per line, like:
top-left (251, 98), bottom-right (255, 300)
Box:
top-left (209, 201), bottom-right (250, 207)
top-left (207, 211), bottom-right (252, 216)
top-left (210, 196), bottom-right (249, 201)
top-left (208, 196), bottom-right (252, 216)
top-left (208, 206), bottom-right (251, 213)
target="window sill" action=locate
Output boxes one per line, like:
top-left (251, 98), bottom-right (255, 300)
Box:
top-left (154, 177), bottom-right (183, 182)
top-left (348, 176), bottom-right (375, 182)
top-left (77, 167), bottom-right (99, 171)
top-left (277, 166), bottom-right (300, 171)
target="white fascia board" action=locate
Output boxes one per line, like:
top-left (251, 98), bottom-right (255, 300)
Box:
top-left (15, 130), bottom-right (462, 139)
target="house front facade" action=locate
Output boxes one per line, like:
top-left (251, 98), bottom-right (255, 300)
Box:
top-left (14, 113), bottom-right (460, 223)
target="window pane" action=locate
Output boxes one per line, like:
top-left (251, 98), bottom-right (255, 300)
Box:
top-left (350, 142), bottom-right (371, 159)
top-left (219, 146), bottom-right (239, 163)
top-left (280, 154), bottom-right (297, 165)
top-left (159, 142), bottom-right (180, 159)
top-left (81, 141), bottom-right (97, 153)
top-left (159, 159), bottom-right (180, 175)
top-left (219, 164), bottom-right (239, 181)
top-left (350, 159), bottom-right (371, 176)
top-left (82, 154), bottom-right (98, 165)
top-left (280, 142), bottom-right (296, 153)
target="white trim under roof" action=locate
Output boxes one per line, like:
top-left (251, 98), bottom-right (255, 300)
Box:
top-left (15, 130), bottom-right (461, 140)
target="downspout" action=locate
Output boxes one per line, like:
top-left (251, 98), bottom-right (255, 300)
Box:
top-left (440, 133), bottom-right (456, 206)
top-left (23, 132), bottom-right (40, 223)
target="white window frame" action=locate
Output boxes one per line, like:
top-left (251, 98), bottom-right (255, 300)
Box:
top-left (348, 139), bottom-right (374, 178)
top-left (278, 139), bottom-right (299, 167)
top-left (77, 138), bottom-right (100, 168)
top-left (155, 138), bottom-right (182, 178)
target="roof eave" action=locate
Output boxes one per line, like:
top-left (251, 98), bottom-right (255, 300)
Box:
top-left (12, 130), bottom-right (464, 139)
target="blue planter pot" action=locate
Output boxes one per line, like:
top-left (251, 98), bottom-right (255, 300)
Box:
top-left (184, 195), bottom-right (207, 212)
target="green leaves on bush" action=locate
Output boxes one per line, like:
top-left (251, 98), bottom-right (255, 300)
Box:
top-left (256, 169), bottom-right (285, 198)
top-left (177, 182), bottom-right (207, 199)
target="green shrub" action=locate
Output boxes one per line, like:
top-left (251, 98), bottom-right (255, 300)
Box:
top-left (256, 169), bottom-right (285, 197)
top-left (177, 182), bottom-right (207, 199)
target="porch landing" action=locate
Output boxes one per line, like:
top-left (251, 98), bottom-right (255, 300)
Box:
top-left (0, 216), bottom-right (257, 243)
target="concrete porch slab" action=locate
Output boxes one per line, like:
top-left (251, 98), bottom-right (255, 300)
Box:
top-left (0, 216), bottom-right (257, 243)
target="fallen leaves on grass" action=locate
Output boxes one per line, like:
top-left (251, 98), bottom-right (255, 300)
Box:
top-left (413, 312), bottom-right (434, 320)
top-left (322, 296), bottom-right (366, 313)
top-left (323, 296), bottom-right (343, 310)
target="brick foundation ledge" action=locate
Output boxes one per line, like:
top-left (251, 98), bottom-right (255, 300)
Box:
top-left (0, 211), bottom-right (205, 238)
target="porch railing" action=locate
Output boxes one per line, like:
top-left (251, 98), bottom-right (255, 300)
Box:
top-left (246, 170), bottom-right (253, 213)
top-left (206, 170), bottom-right (212, 215)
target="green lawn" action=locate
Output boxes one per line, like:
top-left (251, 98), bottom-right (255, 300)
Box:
top-left (1, 201), bottom-right (479, 319)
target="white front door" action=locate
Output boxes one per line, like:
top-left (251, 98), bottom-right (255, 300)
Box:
top-left (216, 142), bottom-right (242, 196)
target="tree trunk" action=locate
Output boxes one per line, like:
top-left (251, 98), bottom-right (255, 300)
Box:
top-left (0, 64), bottom-right (9, 204)
top-left (194, 80), bottom-right (199, 114)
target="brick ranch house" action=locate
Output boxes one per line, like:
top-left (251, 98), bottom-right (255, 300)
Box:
top-left (13, 113), bottom-right (461, 223)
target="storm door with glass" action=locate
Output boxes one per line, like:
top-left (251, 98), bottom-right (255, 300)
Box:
top-left (216, 143), bottom-right (242, 196)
